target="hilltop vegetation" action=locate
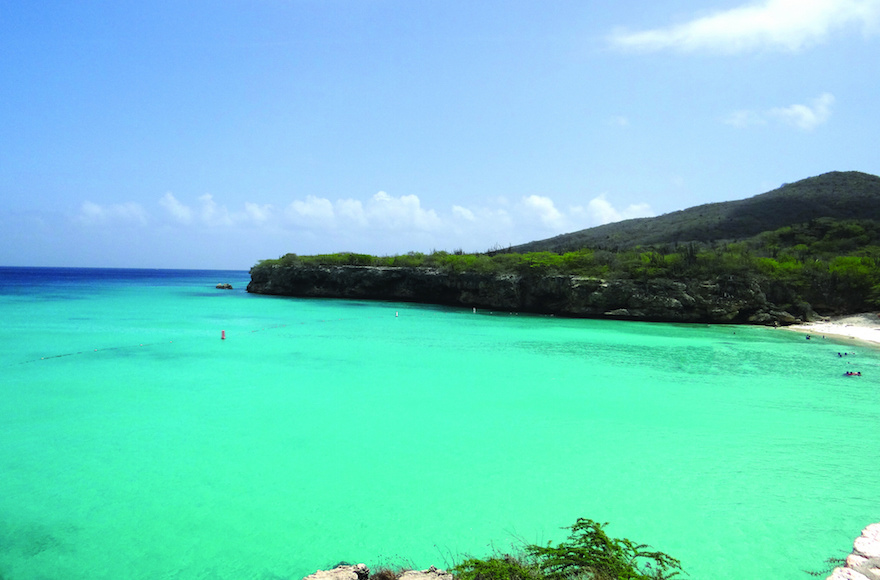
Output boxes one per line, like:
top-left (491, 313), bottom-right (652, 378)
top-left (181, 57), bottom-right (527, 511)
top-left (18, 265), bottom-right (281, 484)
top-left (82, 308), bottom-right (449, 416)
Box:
top-left (508, 171), bottom-right (880, 253)
top-left (255, 216), bottom-right (880, 314)
top-left (252, 171), bottom-right (880, 317)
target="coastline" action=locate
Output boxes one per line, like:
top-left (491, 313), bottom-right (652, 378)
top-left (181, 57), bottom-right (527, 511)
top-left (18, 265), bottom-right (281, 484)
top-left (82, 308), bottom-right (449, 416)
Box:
top-left (783, 312), bottom-right (880, 347)
top-left (247, 264), bottom-right (816, 325)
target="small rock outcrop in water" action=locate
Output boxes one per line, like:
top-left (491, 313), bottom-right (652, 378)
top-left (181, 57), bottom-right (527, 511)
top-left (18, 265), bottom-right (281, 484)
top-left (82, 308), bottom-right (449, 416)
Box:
top-left (828, 523), bottom-right (880, 580)
top-left (303, 565), bottom-right (452, 580)
top-left (216, 283), bottom-right (233, 289)
top-left (247, 264), bottom-right (820, 325)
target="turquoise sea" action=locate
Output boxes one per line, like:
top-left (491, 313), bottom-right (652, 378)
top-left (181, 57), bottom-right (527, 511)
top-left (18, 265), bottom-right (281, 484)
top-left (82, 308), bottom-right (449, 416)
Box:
top-left (0, 267), bottom-right (877, 580)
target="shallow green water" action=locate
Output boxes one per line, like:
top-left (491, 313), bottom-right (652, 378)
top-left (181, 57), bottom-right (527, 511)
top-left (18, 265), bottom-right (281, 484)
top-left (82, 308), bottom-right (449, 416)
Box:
top-left (0, 267), bottom-right (877, 579)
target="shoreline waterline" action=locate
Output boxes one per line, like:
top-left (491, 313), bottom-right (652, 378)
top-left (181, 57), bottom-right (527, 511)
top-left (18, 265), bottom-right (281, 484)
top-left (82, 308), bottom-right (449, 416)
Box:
top-left (783, 312), bottom-right (880, 348)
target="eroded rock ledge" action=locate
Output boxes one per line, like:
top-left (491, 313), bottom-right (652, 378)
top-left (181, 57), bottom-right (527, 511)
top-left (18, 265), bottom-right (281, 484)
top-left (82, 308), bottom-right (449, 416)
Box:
top-left (248, 264), bottom-right (820, 325)
top-left (304, 565), bottom-right (452, 580)
top-left (828, 524), bottom-right (880, 580)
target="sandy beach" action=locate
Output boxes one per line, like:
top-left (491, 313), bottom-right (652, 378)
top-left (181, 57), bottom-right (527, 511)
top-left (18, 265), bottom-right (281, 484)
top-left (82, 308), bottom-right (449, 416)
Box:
top-left (784, 312), bottom-right (880, 346)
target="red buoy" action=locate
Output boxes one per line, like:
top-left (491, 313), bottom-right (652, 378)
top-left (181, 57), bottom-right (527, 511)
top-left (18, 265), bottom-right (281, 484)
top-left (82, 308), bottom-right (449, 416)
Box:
top-left (221, 330), bottom-right (226, 340)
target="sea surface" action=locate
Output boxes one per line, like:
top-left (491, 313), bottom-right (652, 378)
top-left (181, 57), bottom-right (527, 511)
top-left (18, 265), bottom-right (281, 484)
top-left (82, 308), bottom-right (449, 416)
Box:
top-left (0, 266), bottom-right (877, 580)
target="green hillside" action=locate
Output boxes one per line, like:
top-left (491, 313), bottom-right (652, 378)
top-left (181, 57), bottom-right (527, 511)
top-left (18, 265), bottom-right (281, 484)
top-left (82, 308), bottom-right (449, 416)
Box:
top-left (509, 171), bottom-right (880, 253)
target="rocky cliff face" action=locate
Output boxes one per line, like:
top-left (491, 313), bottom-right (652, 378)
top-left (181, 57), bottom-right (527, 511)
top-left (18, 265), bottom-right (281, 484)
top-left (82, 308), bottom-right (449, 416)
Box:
top-left (247, 264), bottom-right (818, 325)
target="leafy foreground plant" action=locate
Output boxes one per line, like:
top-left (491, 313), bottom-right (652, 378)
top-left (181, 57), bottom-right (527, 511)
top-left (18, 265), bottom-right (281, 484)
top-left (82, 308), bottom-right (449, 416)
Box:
top-left (453, 553), bottom-right (543, 580)
top-left (453, 518), bottom-right (683, 580)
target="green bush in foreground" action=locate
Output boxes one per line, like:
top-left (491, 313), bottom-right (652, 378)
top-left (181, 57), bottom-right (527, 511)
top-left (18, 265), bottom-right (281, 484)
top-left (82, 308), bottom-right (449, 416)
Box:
top-left (453, 554), bottom-right (542, 580)
top-left (453, 519), bottom-right (683, 580)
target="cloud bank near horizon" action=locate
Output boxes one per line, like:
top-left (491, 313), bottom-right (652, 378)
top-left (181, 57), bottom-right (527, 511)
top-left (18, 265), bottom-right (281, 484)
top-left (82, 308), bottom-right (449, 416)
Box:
top-left (609, 0), bottom-right (880, 53)
top-left (74, 190), bottom-right (655, 255)
top-left (724, 93), bottom-right (836, 130)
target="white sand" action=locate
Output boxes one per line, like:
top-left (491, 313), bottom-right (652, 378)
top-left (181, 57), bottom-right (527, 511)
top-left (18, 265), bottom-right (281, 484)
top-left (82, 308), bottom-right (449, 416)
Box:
top-left (784, 312), bottom-right (880, 346)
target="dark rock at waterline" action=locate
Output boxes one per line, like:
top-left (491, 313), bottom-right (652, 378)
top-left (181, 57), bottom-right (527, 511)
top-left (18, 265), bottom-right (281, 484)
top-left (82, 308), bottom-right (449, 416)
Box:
top-left (247, 264), bottom-right (822, 325)
top-left (216, 283), bottom-right (233, 289)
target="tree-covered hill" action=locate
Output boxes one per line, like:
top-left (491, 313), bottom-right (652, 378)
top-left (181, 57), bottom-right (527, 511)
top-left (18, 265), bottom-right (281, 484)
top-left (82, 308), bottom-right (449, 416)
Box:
top-left (508, 171), bottom-right (880, 253)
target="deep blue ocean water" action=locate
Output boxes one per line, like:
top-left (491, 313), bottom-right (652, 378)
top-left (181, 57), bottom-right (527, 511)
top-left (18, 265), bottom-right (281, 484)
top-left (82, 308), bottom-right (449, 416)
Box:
top-left (0, 266), bottom-right (878, 579)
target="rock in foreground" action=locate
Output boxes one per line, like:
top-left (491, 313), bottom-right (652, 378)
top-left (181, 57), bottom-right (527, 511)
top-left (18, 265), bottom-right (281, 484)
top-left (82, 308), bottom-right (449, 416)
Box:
top-left (828, 523), bottom-right (880, 580)
top-left (304, 564), bottom-right (369, 580)
top-left (303, 565), bottom-right (452, 580)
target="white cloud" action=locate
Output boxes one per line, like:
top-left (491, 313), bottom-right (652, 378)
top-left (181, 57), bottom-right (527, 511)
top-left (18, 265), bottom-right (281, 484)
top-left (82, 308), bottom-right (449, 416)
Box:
top-left (610, 0), bottom-right (880, 53)
top-left (770, 92), bottom-right (835, 130)
top-left (283, 191), bottom-right (443, 232)
top-left (76, 201), bottom-right (148, 226)
top-left (77, 201), bottom-right (106, 225)
top-left (274, 191), bottom-right (610, 252)
top-left (244, 202), bottom-right (273, 224)
top-left (443, 206), bottom-right (515, 252)
top-left (608, 115), bottom-right (630, 127)
top-left (159, 192), bottom-right (192, 224)
top-left (286, 195), bottom-right (335, 225)
top-left (520, 195), bottom-right (566, 229)
top-left (723, 109), bottom-right (767, 128)
top-left (75, 189), bottom-right (656, 257)
top-left (366, 191), bottom-right (442, 231)
top-left (160, 192), bottom-right (274, 227)
top-left (335, 198), bottom-right (368, 227)
top-left (583, 194), bottom-right (654, 225)
top-left (452, 205), bottom-right (476, 221)
top-left (725, 93), bottom-right (835, 130)
top-left (198, 194), bottom-right (234, 226)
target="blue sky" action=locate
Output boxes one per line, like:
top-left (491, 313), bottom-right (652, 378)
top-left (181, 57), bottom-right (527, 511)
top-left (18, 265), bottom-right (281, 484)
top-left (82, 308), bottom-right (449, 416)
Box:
top-left (2, 0), bottom-right (879, 270)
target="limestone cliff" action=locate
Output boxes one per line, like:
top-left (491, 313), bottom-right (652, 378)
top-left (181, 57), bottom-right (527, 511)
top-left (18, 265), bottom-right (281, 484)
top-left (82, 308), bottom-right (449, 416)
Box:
top-left (247, 264), bottom-right (819, 325)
